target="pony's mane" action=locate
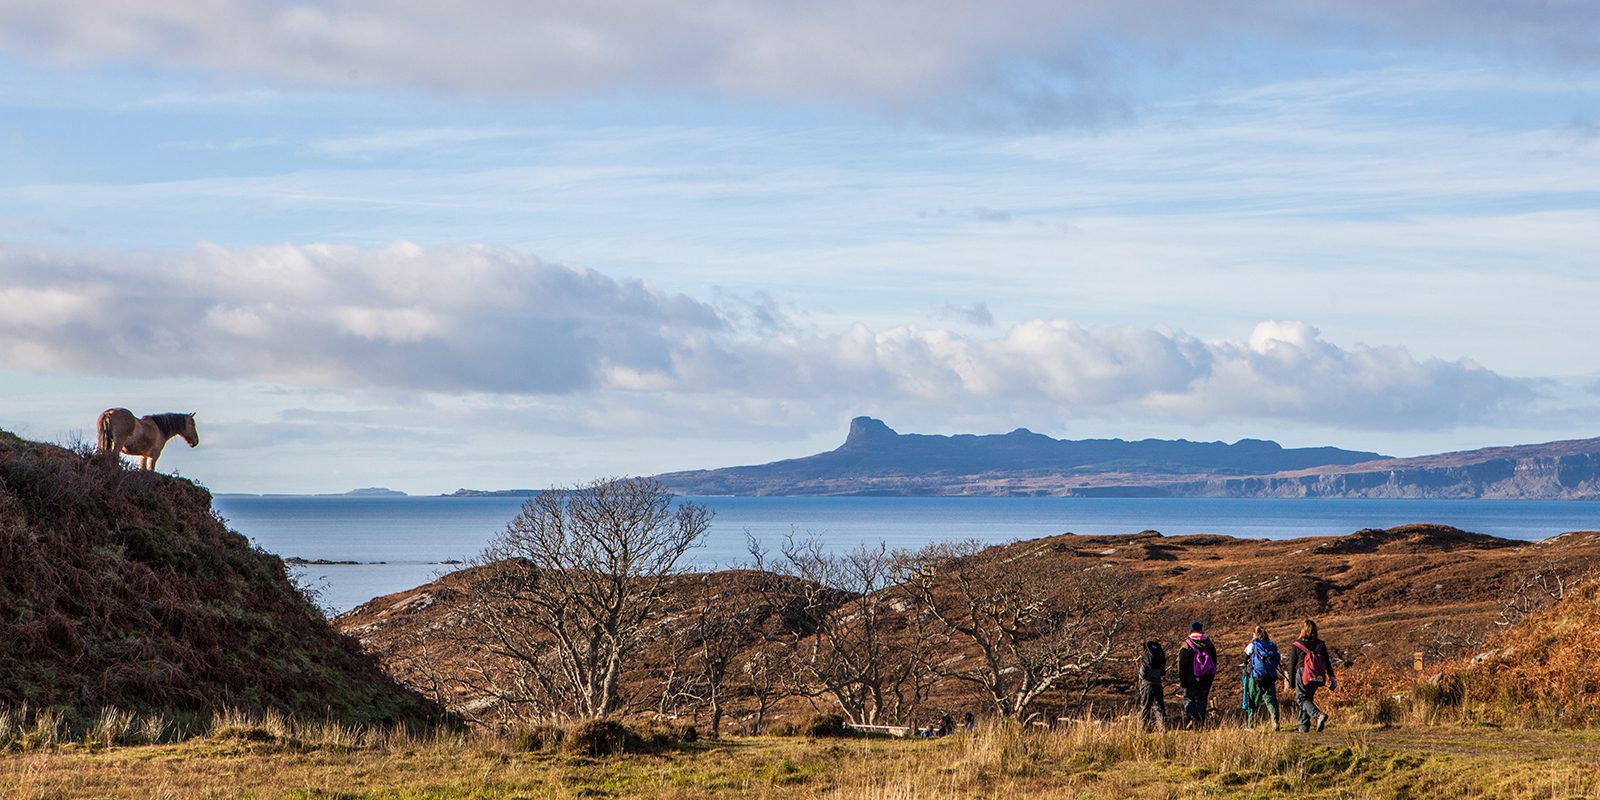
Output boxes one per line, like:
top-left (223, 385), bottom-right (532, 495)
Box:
top-left (149, 413), bottom-right (189, 438)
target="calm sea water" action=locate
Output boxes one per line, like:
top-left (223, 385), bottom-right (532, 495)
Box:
top-left (211, 495), bottom-right (1600, 614)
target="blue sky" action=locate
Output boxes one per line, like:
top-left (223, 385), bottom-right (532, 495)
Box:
top-left (1, 2), bottom-right (1598, 493)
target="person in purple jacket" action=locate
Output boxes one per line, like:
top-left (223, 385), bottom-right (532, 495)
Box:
top-left (1177, 621), bottom-right (1218, 728)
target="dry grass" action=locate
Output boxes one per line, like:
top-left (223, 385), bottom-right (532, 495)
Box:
top-left (0, 435), bottom-right (436, 726)
top-left (3, 711), bottom-right (1600, 799)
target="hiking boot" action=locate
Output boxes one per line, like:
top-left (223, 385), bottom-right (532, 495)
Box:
top-left (1315, 713), bottom-right (1328, 732)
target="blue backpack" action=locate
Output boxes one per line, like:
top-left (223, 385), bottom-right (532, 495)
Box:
top-left (1249, 640), bottom-right (1281, 679)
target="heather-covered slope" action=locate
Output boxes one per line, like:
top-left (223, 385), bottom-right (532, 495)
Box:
top-left (1451, 534), bottom-right (1600, 724)
top-left (339, 523), bottom-right (1600, 725)
top-left (0, 429), bottom-right (438, 724)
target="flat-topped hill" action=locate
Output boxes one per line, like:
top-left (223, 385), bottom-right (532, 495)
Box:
top-left (0, 430), bottom-right (438, 725)
top-left (653, 417), bottom-right (1600, 498)
top-left (655, 416), bottom-right (1386, 496)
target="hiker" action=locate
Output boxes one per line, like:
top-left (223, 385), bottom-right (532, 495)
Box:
top-left (1137, 640), bottom-right (1168, 731)
top-left (1178, 622), bottom-right (1218, 728)
top-left (1288, 619), bottom-right (1337, 733)
top-left (1242, 625), bottom-right (1282, 730)
top-left (937, 714), bottom-right (954, 737)
top-left (962, 712), bottom-right (975, 732)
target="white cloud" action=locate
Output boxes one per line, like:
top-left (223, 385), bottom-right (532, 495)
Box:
top-left (0, 242), bottom-right (722, 394)
top-left (0, 2), bottom-right (1594, 123)
top-left (0, 243), bottom-right (1535, 431)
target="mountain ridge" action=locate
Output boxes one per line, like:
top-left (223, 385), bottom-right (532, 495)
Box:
top-left (654, 417), bottom-right (1600, 498)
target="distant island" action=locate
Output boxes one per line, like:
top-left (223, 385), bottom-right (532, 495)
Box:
top-left (324, 487), bottom-right (408, 497)
top-left (442, 488), bottom-right (542, 497)
top-left (652, 416), bottom-right (1600, 499)
top-left (217, 487), bottom-right (411, 498)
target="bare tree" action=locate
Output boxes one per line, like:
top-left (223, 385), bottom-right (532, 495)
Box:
top-left (642, 573), bottom-right (761, 736)
top-left (900, 540), bottom-right (1134, 723)
top-left (1499, 558), bottom-right (1594, 627)
top-left (749, 535), bottom-right (912, 725)
top-left (683, 574), bottom-right (754, 736)
top-left (882, 594), bottom-right (941, 727)
top-left (453, 477), bottom-right (712, 721)
top-left (736, 635), bottom-right (790, 734)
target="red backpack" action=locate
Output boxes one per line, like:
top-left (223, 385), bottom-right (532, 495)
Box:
top-left (1293, 640), bottom-right (1328, 686)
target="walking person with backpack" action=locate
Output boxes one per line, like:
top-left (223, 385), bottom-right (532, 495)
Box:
top-left (1289, 619), bottom-right (1337, 733)
top-left (1242, 625), bottom-right (1282, 730)
top-left (1178, 622), bottom-right (1218, 729)
top-left (1137, 640), bottom-right (1168, 731)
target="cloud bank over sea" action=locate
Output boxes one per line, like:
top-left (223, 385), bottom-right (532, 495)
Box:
top-left (0, 243), bottom-right (1532, 433)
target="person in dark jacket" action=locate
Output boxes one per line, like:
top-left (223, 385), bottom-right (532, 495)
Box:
top-left (1137, 640), bottom-right (1167, 731)
top-left (1177, 621), bottom-right (1218, 728)
top-left (1288, 618), bottom-right (1337, 733)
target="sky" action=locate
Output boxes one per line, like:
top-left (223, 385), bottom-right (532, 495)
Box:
top-left (1, 1), bottom-right (1598, 494)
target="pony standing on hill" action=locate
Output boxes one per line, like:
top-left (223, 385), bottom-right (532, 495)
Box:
top-left (97, 408), bottom-right (199, 471)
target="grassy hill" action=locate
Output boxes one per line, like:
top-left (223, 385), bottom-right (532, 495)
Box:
top-left (339, 522), bottom-right (1600, 727)
top-left (0, 429), bottom-right (438, 726)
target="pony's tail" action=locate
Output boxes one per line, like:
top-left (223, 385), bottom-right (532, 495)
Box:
top-left (96, 410), bottom-right (113, 455)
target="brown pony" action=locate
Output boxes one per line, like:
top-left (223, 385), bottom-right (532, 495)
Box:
top-left (97, 409), bottom-right (199, 471)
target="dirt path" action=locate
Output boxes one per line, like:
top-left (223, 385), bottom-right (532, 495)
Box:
top-left (1365, 726), bottom-right (1600, 762)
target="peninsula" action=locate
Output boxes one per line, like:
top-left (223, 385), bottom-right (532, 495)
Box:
top-left (653, 417), bottom-right (1600, 499)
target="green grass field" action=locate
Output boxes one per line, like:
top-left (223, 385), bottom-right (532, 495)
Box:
top-left (4, 718), bottom-right (1599, 799)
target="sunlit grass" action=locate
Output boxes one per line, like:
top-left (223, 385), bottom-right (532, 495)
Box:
top-left (2, 710), bottom-right (1598, 799)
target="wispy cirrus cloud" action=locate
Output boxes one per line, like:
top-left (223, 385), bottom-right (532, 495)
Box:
top-left (1, 2), bottom-right (1596, 126)
top-left (0, 242), bottom-right (1536, 432)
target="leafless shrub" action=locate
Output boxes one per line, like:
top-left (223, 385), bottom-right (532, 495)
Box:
top-left (748, 535), bottom-right (924, 726)
top-left (1498, 558), bottom-right (1594, 628)
top-left (900, 540), bottom-right (1136, 724)
top-left (445, 477), bottom-right (712, 722)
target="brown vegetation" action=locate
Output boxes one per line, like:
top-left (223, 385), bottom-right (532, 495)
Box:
top-left (6, 712), bottom-right (1600, 799)
top-left (1425, 536), bottom-right (1600, 725)
top-left (341, 520), bottom-right (1600, 731)
top-left (0, 429), bottom-right (437, 726)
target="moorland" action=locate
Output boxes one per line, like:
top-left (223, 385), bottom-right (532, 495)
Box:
top-left (3, 428), bottom-right (1600, 799)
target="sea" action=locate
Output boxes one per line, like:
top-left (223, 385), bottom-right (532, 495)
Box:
top-left (211, 495), bottom-right (1600, 615)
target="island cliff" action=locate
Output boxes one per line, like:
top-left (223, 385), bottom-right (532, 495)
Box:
top-left (654, 417), bottom-right (1600, 498)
